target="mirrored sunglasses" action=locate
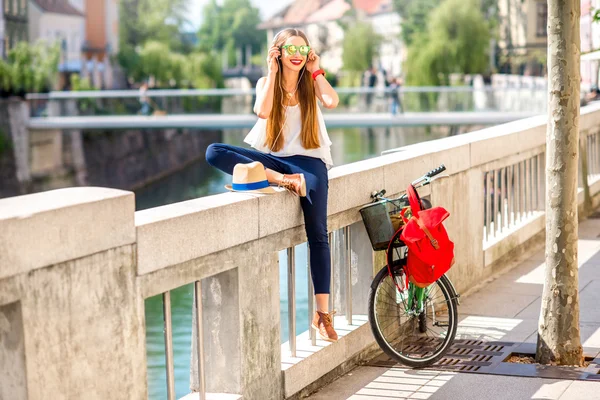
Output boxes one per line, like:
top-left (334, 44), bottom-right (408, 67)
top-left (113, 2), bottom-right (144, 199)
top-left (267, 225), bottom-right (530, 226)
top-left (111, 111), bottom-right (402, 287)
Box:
top-left (281, 45), bottom-right (310, 56)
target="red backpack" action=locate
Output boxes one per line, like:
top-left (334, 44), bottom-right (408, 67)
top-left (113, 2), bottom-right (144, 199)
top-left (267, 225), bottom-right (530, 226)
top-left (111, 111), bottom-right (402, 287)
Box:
top-left (399, 185), bottom-right (455, 288)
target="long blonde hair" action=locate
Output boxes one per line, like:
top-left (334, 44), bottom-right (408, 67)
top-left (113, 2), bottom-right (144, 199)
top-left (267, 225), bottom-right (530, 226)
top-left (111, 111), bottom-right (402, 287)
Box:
top-left (265, 28), bottom-right (320, 152)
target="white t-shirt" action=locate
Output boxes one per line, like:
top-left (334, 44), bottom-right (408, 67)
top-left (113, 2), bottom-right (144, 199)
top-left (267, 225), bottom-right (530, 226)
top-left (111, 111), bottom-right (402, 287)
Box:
top-left (244, 103), bottom-right (334, 169)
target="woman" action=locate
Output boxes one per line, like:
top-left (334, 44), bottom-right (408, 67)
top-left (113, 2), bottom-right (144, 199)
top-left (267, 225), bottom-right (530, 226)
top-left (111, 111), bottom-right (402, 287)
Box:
top-left (206, 28), bottom-right (340, 342)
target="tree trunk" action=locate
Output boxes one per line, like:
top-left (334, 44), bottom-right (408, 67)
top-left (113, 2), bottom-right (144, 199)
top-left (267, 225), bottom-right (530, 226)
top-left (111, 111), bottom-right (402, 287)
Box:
top-left (536, 0), bottom-right (583, 366)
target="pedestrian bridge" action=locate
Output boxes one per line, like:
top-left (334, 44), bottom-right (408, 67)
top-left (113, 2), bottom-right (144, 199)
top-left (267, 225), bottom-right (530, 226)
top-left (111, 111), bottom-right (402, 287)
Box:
top-left (27, 111), bottom-right (539, 130)
top-left (3, 103), bottom-right (600, 399)
top-left (25, 85), bottom-right (547, 119)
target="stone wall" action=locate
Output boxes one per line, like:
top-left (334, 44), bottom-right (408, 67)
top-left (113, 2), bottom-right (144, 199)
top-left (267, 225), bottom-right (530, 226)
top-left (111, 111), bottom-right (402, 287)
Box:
top-left (0, 188), bottom-right (146, 400)
top-left (80, 128), bottom-right (221, 190)
top-left (0, 101), bottom-right (21, 197)
top-left (0, 98), bottom-right (222, 198)
top-left (4, 102), bottom-right (600, 399)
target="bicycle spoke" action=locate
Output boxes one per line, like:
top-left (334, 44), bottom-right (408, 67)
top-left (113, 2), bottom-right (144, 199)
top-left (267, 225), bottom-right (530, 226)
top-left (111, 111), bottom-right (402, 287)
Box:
top-left (375, 298), bottom-right (404, 309)
top-left (378, 277), bottom-right (411, 312)
top-left (379, 318), bottom-right (405, 334)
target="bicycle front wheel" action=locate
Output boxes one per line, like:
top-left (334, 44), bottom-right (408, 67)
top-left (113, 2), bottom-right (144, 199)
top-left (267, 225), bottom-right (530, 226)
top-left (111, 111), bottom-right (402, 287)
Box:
top-left (368, 265), bottom-right (458, 368)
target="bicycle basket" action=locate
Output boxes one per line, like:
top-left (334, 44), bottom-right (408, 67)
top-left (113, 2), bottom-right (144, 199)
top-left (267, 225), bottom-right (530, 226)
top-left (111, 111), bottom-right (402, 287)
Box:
top-left (359, 198), bottom-right (409, 251)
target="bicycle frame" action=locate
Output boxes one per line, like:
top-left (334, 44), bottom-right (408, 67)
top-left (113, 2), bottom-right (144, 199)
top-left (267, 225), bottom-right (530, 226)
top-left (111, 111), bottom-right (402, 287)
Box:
top-left (390, 261), bottom-right (430, 315)
top-left (372, 165), bottom-right (452, 315)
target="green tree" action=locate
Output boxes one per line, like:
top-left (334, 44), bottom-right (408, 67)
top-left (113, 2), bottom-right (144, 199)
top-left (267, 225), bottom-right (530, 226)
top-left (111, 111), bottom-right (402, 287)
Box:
top-left (138, 41), bottom-right (174, 85)
top-left (395, 0), bottom-right (497, 50)
top-left (197, 0), bottom-right (265, 65)
top-left (341, 21), bottom-right (381, 76)
top-left (405, 0), bottom-right (490, 86)
top-left (0, 41), bottom-right (59, 94)
top-left (393, 0), bottom-right (437, 46)
top-left (186, 53), bottom-right (223, 89)
top-left (132, 40), bottom-right (224, 90)
top-left (117, 0), bottom-right (190, 80)
top-left (70, 75), bottom-right (97, 113)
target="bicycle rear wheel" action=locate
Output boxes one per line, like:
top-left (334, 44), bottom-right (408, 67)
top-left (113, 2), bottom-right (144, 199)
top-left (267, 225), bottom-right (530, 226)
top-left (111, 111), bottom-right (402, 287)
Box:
top-left (368, 264), bottom-right (458, 368)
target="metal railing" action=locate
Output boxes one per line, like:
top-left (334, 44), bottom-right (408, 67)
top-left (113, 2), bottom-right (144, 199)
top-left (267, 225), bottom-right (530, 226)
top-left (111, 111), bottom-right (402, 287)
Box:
top-left (162, 291), bottom-right (176, 399)
top-left (283, 226), bottom-right (354, 357)
top-left (483, 152), bottom-right (545, 243)
top-left (160, 281), bottom-right (207, 400)
top-left (26, 86), bottom-right (548, 117)
top-left (25, 85), bottom-right (547, 100)
top-left (587, 129), bottom-right (600, 182)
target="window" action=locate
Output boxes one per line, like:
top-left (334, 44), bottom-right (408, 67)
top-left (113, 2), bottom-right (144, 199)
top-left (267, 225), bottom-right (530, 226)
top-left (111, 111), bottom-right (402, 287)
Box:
top-left (20, 0), bottom-right (26, 15)
top-left (536, 1), bottom-right (548, 37)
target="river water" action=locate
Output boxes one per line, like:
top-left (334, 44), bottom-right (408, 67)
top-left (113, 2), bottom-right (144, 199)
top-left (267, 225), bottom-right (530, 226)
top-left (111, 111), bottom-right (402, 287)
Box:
top-left (136, 124), bottom-right (482, 399)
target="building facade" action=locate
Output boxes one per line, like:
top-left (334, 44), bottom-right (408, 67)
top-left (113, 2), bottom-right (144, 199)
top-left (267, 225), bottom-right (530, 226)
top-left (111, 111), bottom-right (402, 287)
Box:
top-left (81, 0), bottom-right (120, 89)
top-left (259, 0), bottom-right (403, 78)
top-left (497, 0), bottom-right (548, 76)
top-left (3, 0), bottom-right (29, 57)
top-left (0, 1), bottom-right (4, 58)
top-left (580, 0), bottom-right (600, 91)
top-left (28, 0), bottom-right (85, 89)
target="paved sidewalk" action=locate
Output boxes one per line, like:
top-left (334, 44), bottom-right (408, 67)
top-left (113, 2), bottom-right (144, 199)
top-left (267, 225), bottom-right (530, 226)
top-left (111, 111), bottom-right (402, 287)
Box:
top-left (308, 218), bottom-right (600, 400)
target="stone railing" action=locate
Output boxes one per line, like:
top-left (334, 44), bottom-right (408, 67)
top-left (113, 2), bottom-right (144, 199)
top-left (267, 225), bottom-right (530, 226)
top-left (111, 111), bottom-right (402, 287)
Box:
top-left (3, 102), bottom-right (600, 400)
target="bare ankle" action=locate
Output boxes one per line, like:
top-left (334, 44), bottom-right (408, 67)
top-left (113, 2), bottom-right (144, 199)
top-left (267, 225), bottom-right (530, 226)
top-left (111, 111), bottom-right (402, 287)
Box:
top-left (265, 168), bottom-right (283, 184)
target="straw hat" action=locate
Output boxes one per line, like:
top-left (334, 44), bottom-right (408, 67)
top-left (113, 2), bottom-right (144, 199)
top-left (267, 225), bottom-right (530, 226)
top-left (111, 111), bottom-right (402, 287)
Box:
top-left (225, 161), bottom-right (278, 194)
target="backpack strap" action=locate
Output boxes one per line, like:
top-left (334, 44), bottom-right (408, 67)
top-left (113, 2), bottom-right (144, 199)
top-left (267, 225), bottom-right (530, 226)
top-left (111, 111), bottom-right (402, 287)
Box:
top-left (407, 185), bottom-right (422, 217)
top-left (411, 215), bottom-right (440, 250)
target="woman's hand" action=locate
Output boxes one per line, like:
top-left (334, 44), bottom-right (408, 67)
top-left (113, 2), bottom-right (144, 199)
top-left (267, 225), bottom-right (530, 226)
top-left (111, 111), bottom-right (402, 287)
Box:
top-left (306, 49), bottom-right (321, 73)
top-left (267, 45), bottom-right (280, 75)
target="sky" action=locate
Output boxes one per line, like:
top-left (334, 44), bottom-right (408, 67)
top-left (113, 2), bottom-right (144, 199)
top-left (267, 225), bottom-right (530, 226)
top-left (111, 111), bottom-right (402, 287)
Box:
top-left (187, 0), bottom-right (295, 30)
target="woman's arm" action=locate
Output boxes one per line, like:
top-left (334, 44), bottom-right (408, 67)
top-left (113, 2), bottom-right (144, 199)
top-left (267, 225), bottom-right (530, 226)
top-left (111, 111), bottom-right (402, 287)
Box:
top-left (306, 49), bottom-right (339, 109)
top-left (254, 45), bottom-right (280, 119)
top-left (253, 74), bottom-right (277, 118)
top-left (314, 74), bottom-right (339, 109)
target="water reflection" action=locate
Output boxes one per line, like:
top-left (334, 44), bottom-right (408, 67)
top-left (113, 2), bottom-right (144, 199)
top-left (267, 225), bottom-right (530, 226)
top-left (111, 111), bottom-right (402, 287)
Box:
top-left (135, 124), bottom-right (475, 210)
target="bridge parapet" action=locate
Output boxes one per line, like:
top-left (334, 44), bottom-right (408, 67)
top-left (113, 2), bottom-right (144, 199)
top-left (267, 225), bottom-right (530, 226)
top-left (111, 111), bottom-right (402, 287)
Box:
top-left (3, 103), bottom-right (600, 399)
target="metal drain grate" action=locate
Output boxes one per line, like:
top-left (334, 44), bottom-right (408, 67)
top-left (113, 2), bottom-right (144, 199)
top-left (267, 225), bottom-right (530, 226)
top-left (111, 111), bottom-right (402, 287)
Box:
top-left (367, 339), bottom-right (518, 373)
top-left (366, 339), bottom-right (600, 381)
top-left (589, 210), bottom-right (600, 219)
top-left (433, 340), bottom-right (515, 372)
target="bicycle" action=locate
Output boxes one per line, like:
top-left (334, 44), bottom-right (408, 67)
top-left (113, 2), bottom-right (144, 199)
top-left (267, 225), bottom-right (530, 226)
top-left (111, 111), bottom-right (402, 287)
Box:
top-left (360, 164), bottom-right (461, 368)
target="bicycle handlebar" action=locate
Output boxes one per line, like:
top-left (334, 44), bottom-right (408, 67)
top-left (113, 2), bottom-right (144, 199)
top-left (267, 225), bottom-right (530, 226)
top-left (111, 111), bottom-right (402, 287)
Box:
top-left (411, 164), bottom-right (446, 186)
top-left (371, 164), bottom-right (447, 201)
top-left (425, 164), bottom-right (446, 178)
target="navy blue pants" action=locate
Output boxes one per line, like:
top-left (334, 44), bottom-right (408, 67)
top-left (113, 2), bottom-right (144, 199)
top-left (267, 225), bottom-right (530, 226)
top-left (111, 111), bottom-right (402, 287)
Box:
top-left (206, 143), bottom-right (331, 294)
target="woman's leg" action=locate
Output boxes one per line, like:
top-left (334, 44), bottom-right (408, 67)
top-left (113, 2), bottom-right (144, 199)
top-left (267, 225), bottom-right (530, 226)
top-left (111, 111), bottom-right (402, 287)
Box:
top-left (206, 143), bottom-right (285, 181)
top-left (294, 161), bottom-right (338, 341)
top-left (293, 162), bottom-right (331, 306)
top-left (206, 143), bottom-right (308, 196)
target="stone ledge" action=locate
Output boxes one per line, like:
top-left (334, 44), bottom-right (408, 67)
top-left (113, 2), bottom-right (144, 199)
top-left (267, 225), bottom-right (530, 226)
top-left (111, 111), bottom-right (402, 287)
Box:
top-left (135, 192), bottom-right (260, 275)
top-left (281, 315), bottom-right (373, 399)
top-left (0, 187), bottom-right (135, 280)
top-left (179, 392), bottom-right (242, 400)
top-left (484, 213), bottom-right (545, 268)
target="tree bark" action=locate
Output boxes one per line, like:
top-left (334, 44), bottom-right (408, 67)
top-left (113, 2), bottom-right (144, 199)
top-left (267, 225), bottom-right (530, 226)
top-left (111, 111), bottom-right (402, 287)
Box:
top-left (536, 0), bottom-right (583, 366)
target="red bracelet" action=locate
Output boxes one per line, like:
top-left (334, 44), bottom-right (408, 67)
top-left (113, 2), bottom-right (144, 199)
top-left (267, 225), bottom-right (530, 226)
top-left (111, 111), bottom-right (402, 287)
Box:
top-left (312, 69), bottom-right (325, 80)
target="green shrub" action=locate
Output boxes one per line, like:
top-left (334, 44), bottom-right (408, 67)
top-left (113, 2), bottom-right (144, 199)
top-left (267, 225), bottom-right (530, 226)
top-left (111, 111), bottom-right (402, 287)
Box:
top-left (0, 41), bottom-right (60, 95)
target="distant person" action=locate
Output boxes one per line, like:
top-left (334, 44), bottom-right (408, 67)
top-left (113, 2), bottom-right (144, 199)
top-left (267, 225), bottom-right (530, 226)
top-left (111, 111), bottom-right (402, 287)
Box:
top-left (586, 86), bottom-right (600, 102)
top-left (365, 66), bottom-right (377, 107)
top-left (381, 68), bottom-right (389, 87)
top-left (389, 77), bottom-right (404, 115)
top-left (329, 73), bottom-right (338, 87)
top-left (139, 83), bottom-right (151, 115)
top-left (205, 28), bottom-right (340, 342)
